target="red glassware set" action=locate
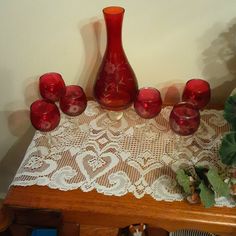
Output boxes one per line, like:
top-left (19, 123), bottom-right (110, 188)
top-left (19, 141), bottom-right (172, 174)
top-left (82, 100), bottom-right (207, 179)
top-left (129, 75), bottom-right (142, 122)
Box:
top-left (170, 79), bottom-right (211, 137)
top-left (30, 6), bottom-right (211, 138)
top-left (30, 72), bottom-right (87, 132)
top-left (93, 6), bottom-right (211, 138)
top-left (132, 79), bottom-right (210, 138)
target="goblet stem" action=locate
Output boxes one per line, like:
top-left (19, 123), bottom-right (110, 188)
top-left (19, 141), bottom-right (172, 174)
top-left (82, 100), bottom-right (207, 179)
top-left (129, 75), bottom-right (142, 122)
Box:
top-left (107, 111), bottom-right (123, 121)
top-left (67, 116), bottom-right (79, 129)
top-left (173, 134), bottom-right (184, 153)
top-left (165, 133), bottom-right (186, 157)
top-left (143, 119), bottom-right (157, 140)
top-left (44, 132), bottom-right (53, 147)
top-left (171, 133), bottom-right (196, 159)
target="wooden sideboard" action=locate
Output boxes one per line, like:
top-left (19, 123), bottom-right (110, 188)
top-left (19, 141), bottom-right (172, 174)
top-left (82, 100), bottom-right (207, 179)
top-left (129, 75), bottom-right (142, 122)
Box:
top-left (3, 185), bottom-right (236, 236)
top-left (3, 104), bottom-right (235, 236)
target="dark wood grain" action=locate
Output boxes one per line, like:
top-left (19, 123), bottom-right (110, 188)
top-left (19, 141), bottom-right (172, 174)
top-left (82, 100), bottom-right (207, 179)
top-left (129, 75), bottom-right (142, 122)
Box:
top-left (0, 201), bottom-right (13, 232)
top-left (4, 186), bottom-right (236, 236)
top-left (59, 223), bottom-right (79, 236)
top-left (79, 225), bottom-right (119, 236)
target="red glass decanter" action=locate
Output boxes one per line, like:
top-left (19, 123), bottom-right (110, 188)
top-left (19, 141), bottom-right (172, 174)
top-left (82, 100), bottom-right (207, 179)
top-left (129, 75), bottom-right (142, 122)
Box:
top-left (94, 6), bottom-right (138, 111)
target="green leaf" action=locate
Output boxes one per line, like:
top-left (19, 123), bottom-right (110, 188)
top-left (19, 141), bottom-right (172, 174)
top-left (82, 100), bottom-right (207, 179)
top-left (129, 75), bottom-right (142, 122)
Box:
top-left (219, 132), bottom-right (236, 166)
top-left (195, 166), bottom-right (209, 186)
top-left (199, 182), bottom-right (215, 208)
top-left (224, 94), bottom-right (236, 131)
top-left (176, 169), bottom-right (191, 194)
top-left (231, 178), bottom-right (236, 184)
top-left (206, 168), bottom-right (230, 197)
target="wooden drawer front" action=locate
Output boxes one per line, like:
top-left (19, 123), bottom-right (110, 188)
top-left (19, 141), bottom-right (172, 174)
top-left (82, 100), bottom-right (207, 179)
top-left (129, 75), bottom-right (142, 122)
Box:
top-left (14, 209), bottom-right (61, 228)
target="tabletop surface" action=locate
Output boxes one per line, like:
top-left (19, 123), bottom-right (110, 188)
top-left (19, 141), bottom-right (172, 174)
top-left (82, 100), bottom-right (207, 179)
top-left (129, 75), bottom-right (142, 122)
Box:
top-left (4, 103), bottom-right (236, 235)
top-left (10, 103), bottom-right (232, 205)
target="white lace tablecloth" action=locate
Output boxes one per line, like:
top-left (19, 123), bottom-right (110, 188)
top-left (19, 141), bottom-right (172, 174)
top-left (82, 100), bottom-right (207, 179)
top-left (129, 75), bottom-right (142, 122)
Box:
top-left (11, 101), bottom-right (235, 207)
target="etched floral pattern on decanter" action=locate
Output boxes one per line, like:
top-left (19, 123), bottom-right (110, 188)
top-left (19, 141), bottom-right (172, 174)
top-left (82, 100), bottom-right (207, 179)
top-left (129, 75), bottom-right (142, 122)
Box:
top-left (94, 6), bottom-right (138, 111)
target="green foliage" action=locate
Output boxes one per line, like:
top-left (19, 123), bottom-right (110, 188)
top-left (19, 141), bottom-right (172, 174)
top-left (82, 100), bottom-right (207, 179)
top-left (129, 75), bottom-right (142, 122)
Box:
top-left (224, 94), bottom-right (236, 131)
top-left (231, 178), bottom-right (236, 184)
top-left (176, 169), bottom-right (191, 194)
top-left (199, 182), bottom-right (215, 208)
top-left (219, 132), bottom-right (236, 166)
top-left (195, 166), bottom-right (209, 186)
top-left (206, 168), bottom-right (230, 197)
top-left (176, 167), bottom-right (231, 208)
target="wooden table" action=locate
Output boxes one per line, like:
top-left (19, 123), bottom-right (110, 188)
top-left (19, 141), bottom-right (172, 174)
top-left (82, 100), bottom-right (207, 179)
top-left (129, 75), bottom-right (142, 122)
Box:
top-left (3, 104), bottom-right (236, 235)
top-left (3, 185), bottom-right (236, 236)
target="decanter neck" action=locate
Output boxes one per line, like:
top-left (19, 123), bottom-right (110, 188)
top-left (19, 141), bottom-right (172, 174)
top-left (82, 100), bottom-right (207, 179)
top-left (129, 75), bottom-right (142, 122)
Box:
top-left (103, 6), bottom-right (124, 51)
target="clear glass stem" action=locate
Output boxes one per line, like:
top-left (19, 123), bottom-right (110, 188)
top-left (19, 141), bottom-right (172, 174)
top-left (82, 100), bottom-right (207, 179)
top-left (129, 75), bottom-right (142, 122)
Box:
top-left (143, 119), bottom-right (154, 139)
top-left (45, 132), bottom-right (53, 146)
top-left (107, 111), bottom-right (123, 121)
top-left (173, 134), bottom-right (184, 153)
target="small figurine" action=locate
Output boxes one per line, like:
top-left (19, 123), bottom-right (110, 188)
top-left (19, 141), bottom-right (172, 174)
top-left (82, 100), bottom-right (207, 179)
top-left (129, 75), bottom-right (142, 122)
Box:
top-left (129, 223), bottom-right (146, 236)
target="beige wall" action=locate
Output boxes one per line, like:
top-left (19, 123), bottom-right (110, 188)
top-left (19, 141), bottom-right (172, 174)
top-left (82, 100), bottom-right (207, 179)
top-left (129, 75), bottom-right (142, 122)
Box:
top-left (1, 0), bottom-right (236, 197)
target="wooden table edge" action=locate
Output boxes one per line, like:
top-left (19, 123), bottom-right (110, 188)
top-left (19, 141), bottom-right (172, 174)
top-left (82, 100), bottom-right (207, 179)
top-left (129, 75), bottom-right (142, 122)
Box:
top-left (4, 186), bottom-right (236, 234)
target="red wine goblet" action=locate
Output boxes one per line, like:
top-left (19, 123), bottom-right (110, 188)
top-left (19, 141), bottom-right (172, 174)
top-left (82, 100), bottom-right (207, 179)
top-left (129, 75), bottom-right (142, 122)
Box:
top-left (59, 85), bottom-right (87, 127)
top-left (30, 99), bottom-right (60, 132)
top-left (182, 79), bottom-right (211, 110)
top-left (134, 87), bottom-right (162, 140)
top-left (39, 72), bottom-right (66, 102)
top-left (169, 101), bottom-right (200, 154)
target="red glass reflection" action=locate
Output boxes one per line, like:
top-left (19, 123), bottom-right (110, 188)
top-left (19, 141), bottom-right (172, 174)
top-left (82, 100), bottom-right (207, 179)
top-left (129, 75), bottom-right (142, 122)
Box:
top-left (30, 99), bottom-right (60, 132)
top-left (39, 72), bottom-right (66, 102)
top-left (134, 87), bottom-right (162, 119)
top-left (169, 102), bottom-right (200, 136)
top-left (59, 85), bottom-right (87, 116)
top-left (182, 79), bottom-right (211, 110)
